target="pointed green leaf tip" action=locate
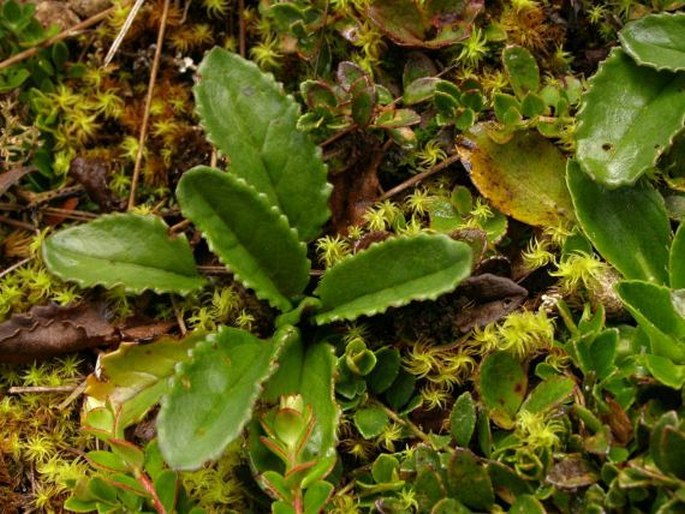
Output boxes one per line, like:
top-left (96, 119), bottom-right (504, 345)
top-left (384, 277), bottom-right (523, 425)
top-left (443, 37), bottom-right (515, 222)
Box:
top-left (194, 48), bottom-right (331, 242)
top-left (176, 166), bottom-right (310, 312)
top-left (158, 327), bottom-right (282, 470)
top-left (314, 234), bottom-right (472, 324)
top-left (42, 213), bottom-right (205, 294)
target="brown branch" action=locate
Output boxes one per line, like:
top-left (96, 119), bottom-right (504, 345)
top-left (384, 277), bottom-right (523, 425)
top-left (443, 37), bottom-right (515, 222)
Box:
top-left (379, 153), bottom-right (462, 201)
top-left (0, 5), bottom-right (121, 72)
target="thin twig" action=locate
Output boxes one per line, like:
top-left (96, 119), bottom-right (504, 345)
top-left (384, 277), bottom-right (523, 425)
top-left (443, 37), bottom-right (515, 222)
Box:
top-left (171, 296), bottom-right (187, 336)
top-left (197, 265), bottom-right (232, 274)
top-left (0, 5), bottom-right (120, 72)
top-left (379, 152), bottom-right (462, 201)
top-left (169, 219), bottom-right (191, 233)
top-left (8, 385), bottom-right (78, 394)
top-left (238, 0), bottom-right (246, 57)
top-left (42, 207), bottom-right (98, 221)
top-left (57, 380), bottom-right (88, 410)
top-left (0, 215), bottom-right (35, 231)
top-left (104, 0), bottom-right (146, 66)
top-left (128, 0), bottom-right (172, 210)
top-left (0, 257), bottom-right (31, 279)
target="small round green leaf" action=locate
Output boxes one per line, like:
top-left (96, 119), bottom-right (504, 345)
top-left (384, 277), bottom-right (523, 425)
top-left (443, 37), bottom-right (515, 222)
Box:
top-left (478, 351), bottom-right (527, 429)
top-left (620, 13), bottom-right (685, 72)
top-left (450, 391), bottom-right (476, 447)
top-left (502, 45), bottom-right (540, 99)
top-left (42, 213), bottom-right (205, 294)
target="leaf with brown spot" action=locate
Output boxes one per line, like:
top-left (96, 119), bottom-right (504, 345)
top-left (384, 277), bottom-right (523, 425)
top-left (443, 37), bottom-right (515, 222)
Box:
top-left (0, 303), bottom-right (118, 363)
top-left (458, 123), bottom-right (575, 227)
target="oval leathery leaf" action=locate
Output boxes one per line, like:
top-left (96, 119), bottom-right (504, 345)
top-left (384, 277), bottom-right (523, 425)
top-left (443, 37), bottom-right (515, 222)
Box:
top-left (42, 213), bottom-right (205, 294)
top-left (158, 327), bottom-right (283, 470)
top-left (575, 49), bottom-right (685, 186)
top-left (194, 48), bottom-right (331, 241)
top-left (478, 351), bottom-right (527, 429)
top-left (177, 166), bottom-right (309, 312)
top-left (567, 160), bottom-right (671, 284)
top-left (458, 123), bottom-right (574, 227)
top-left (619, 13), bottom-right (685, 72)
top-left (314, 234), bottom-right (472, 324)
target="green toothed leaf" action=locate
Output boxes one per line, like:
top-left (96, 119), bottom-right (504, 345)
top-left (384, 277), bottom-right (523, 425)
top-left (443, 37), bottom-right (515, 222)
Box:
top-left (575, 49), bottom-right (685, 186)
top-left (314, 234), bottom-right (472, 324)
top-left (619, 13), bottom-right (685, 72)
top-left (158, 327), bottom-right (283, 470)
top-left (42, 213), bottom-right (205, 294)
top-left (177, 166), bottom-right (310, 312)
top-left (194, 48), bottom-right (331, 241)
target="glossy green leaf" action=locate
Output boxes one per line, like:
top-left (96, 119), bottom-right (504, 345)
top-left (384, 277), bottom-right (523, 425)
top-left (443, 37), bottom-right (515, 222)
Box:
top-left (42, 213), bottom-right (205, 294)
top-left (450, 391), bottom-right (476, 447)
top-left (459, 123), bottom-right (575, 227)
top-left (616, 280), bottom-right (685, 363)
top-left (85, 334), bottom-right (202, 429)
top-left (158, 327), bottom-right (282, 470)
top-left (520, 376), bottom-right (575, 414)
top-left (314, 234), bottom-right (472, 324)
top-left (671, 223), bottom-right (685, 288)
top-left (177, 166), bottom-right (309, 311)
top-left (575, 49), bottom-right (685, 186)
top-left (620, 13), bottom-right (685, 72)
top-left (478, 351), bottom-right (527, 429)
top-left (194, 48), bottom-right (330, 241)
top-left (567, 160), bottom-right (671, 284)
top-left (502, 46), bottom-right (540, 99)
top-left (644, 354), bottom-right (685, 389)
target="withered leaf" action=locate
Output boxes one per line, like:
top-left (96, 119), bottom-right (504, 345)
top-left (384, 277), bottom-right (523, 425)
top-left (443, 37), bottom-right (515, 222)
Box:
top-left (0, 303), bottom-right (118, 363)
top-left (0, 166), bottom-right (35, 197)
top-left (454, 273), bottom-right (527, 332)
top-left (546, 456), bottom-right (599, 490)
top-left (70, 157), bottom-right (121, 212)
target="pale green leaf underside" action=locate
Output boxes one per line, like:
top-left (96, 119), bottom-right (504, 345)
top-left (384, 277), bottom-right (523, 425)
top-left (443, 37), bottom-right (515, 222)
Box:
top-left (575, 49), bottom-right (685, 186)
top-left (194, 48), bottom-right (331, 241)
top-left (314, 234), bottom-right (472, 324)
top-left (158, 327), bottom-right (282, 470)
top-left (177, 166), bottom-right (310, 312)
top-left (620, 13), bottom-right (685, 72)
top-left (567, 160), bottom-right (671, 285)
top-left (85, 334), bottom-right (204, 429)
top-left (42, 213), bottom-right (205, 294)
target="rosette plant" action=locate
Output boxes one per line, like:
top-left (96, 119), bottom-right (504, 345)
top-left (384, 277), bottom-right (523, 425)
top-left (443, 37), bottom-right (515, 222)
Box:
top-left (42, 49), bottom-right (473, 476)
